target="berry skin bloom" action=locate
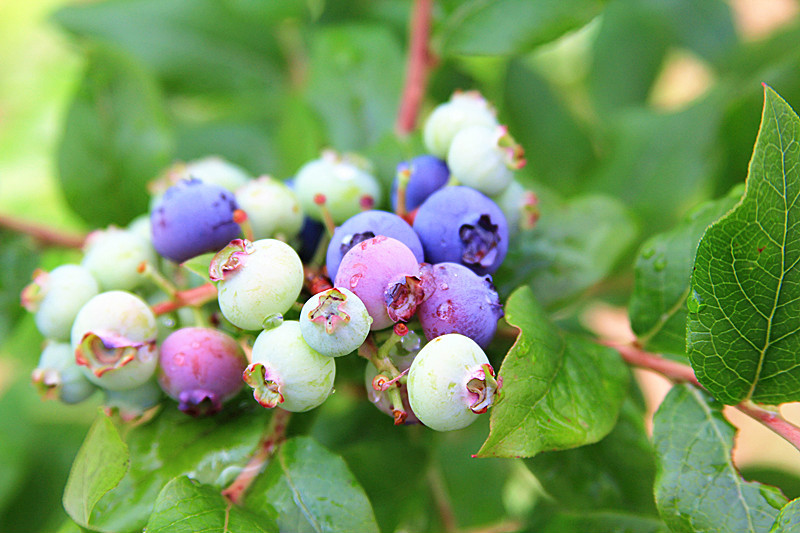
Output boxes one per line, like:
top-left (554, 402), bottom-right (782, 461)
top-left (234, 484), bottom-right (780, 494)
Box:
top-left (158, 327), bottom-right (248, 416)
top-left (413, 186), bottom-right (509, 275)
top-left (150, 178), bottom-right (241, 263)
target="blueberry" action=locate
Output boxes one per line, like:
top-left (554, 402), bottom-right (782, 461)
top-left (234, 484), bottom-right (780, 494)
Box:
top-left (413, 186), bottom-right (509, 275)
top-left (407, 334), bottom-right (497, 431)
top-left (391, 155), bottom-right (450, 212)
top-left (158, 327), bottom-right (248, 416)
top-left (333, 236), bottom-right (422, 330)
top-left (244, 321), bottom-right (336, 412)
top-left (150, 178), bottom-right (241, 263)
top-left (326, 210), bottom-right (424, 281)
top-left (417, 262), bottom-right (503, 348)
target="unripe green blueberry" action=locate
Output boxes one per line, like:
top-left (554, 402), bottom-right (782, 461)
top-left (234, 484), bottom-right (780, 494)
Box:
top-left (407, 333), bottom-right (498, 431)
top-left (70, 290), bottom-right (159, 391)
top-left (32, 341), bottom-right (97, 404)
top-left (423, 91), bottom-right (498, 159)
top-left (294, 150), bottom-right (382, 224)
top-left (21, 264), bottom-right (100, 341)
top-left (244, 321), bottom-right (335, 412)
top-left (447, 125), bottom-right (525, 196)
top-left (299, 287), bottom-right (372, 357)
top-left (235, 176), bottom-right (304, 240)
top-left (82, 227), bottom-right (156, 291)
top-left (213, 239), bottom-right (304, 331)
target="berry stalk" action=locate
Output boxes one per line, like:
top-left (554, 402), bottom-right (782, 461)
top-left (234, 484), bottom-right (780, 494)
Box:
top-left (0, 212), bottom-right (86, 248)
top-left (395, 0), bottom-right (435, 135)
top-left (605, 340), bottom-right (800, 453)
top-left (222, 407), bottom-right (291, 505)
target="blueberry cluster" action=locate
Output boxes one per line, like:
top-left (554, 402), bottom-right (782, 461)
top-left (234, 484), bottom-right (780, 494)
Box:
top-left (21, 91), bottom-right (528, 431)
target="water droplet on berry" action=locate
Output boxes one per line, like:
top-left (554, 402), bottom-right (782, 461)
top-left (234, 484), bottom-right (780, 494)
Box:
top-left (174, 354), bottom-right (185, 365)
top-left (641, 247), bottom-right (655, 259)
top-left (654, 257), bottom-right (667, 271)
top-left (440, 283), bottom-right (449, 290)
top-left (350, 273), bottom-right (363, 288)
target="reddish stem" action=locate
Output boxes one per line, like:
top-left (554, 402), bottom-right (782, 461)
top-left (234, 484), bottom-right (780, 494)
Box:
top-left (222, 408), bottom-right (291, 505)
top-left (735, 401), bottom-right (800, 452)
top-left (151, 282), bottom-right (218, 315)
top-left (605, 340), bottom-right (800, 453)
top-left (606, 341), bottom-right (700, 386)
top-left (396, 0), bottom-right (435, 135)
top-left (0, 213), bottom-right (86, 248)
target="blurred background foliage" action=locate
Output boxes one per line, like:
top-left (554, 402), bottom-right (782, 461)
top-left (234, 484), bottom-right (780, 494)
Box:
top-left (3, 0), bottom-right (800, 531)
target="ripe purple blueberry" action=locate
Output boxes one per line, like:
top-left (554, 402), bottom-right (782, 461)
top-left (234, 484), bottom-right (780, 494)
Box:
top-left (333, 236), bottom-right (424, 330)
top-left (417, 262), bottom-right (503, 348)
top-left (413, 186), bottom-right (509, 275)
top-left (326, 210), bottom-right (424, 281)
top-left (150, 178), bottom-right (241, 263)
top-left (391, 155), bottom-right (450, 212)
top-left (158, 327), bottom-right (248, 416)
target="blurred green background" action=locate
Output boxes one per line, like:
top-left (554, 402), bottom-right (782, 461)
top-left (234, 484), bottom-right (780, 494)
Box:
top-left (3, 0), bottom-right (800, 531)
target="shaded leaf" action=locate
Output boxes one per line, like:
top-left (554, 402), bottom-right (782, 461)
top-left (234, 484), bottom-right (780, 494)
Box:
top-left (629, 185), bottom-right (742, 354)
top-left (245, 436), bottom-right (379, 533)
top-left (0, 231), bottom-right (39, 343)
top-left (306, 24), bottom-right (402, 151)
top-left (586, 96), bottom-right (723, 235)
top-left (57, 45), bottom-right (173, 226)
top-left (525, 397), bottom-right (656, 514)
top-left (477, 286), bottom-right (628, 457)
top-left (89, 404), bottom-right (265, 532)
top-left (63, 412), bottom-right (129, 531)
top-left (174, 119), bottom-right (277, 178)
top-left (589, 0), bottom-right (670, 114)
top-left (504, 59), bottom-right (595, 194)
top-left (540, 510), bottom-right (667, 533)
top-left (440, 0), bottom-right (605, 56)
top-left (53, 0), bottom-right (299, 95)
top-left (688, 86), bottom-right (800, 405)
top-left (653, 384), bottom-right (785, 532)
top-left (146, 476), bottom-right (277, 533)
top-left (494, 192), bottom-right (637, 308)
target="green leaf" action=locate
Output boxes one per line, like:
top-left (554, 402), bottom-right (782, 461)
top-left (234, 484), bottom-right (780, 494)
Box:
top-left (629, 185), bottom-right (742, 354)
top-left (63, 412), bottom-right (129, 531)
top-left (770, 498), bottom-right (800, 532)
top-left (89, 404), bottom-right (265, 532)
top-left (180, 252), bottom-right (216, 282)
top-left (306, 24), bottom-right (403, 151)
top-left (440, 0), bottom-right (605, 56)
top-left (174, 119), bottom-right (277, 179)
top-left (541, 511), bottom-right (668, 533)
top-left (504, 59), bottom-right (595, 194)
top-left (525, 397), bottom-right (657, 514)
top-left (477, 286), bottom-right (629, 458)
top-left (494, 193), bottom-right (637, 308)
top-left (687, 86), bottom-right (800, 405)
top-left (653, 384), bottom-right (785, 532)
top-left (146, 476), bottom-right (277, 533)
top-left (0, 231), bottom-right (39, 342)
top-left (57, 45), bottom-right (173, 227)
top-left (52, 0), bottom-right (299, 95)
top-left (245, 436), bottom-right (380, 533)
top-left (588, 0), bottom-right (670, 114)
top-left (586, 97), bottom-right (723, 235)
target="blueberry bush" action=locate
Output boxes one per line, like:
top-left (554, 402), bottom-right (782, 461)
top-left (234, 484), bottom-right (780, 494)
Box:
top-left (4, 1), bottom-right (800, 532)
